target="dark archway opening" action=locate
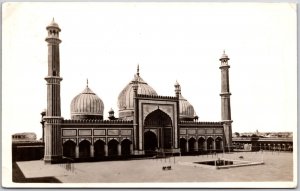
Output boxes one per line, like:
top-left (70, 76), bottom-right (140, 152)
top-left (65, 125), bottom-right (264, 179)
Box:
top-left (121, 139), bottom-right (131, 156)
top-left (79, 140), bottom-right (90, 158)
top-left (215, 137), bottom-right (222, 150)
top-left (188, 138), bottom-right (196, 152)
top-left (180, 138), bottom-right (187, 153)
top-left (63, 140), bottom-right (76, 158)
top-left (198, 137), bottom-right (205, 151)
top-left (207, 137), bottom-right (214, 151)
top-left (108, 139), bottom-right (119, 156)
top-left (94, 140), bottom-right (105, 158)
top-left (144, 131), bottom-right (158, 154)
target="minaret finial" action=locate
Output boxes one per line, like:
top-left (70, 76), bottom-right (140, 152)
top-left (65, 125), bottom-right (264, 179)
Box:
top-left (137, 64), bottom-right (140, 76)
top-left (86, 78), bottom-right (89, 87)
top-left (175, 80), bottom-right (181, 97)
top-left (223, 49), bottom-right (225, 54)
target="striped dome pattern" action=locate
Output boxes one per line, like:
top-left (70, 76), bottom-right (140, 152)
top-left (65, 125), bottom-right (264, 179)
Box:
top-left (175, 81), bottom-right (196, 120)
top-left (178, 94), bottom-right (196, 120)
top-left (118, 74), bottom-right (157, 110)
top-left (71, 86), bottom-right (104, 119)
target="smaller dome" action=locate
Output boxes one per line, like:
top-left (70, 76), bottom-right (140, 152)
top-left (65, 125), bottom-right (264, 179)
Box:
top-left (46, 18), bottom-right (61, 31)
top-left (175, 81), bottom-right (196, 121)
top-left (71, 85), bottom-right (104, 120)
top-left (219, 50), bottom-right (230, 61)
top-left (108, 108), bottom-right (114, 114)
top-left (179, 94), bottom-right (196, 120)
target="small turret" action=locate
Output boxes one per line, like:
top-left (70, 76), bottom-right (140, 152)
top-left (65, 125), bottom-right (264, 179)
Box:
top-left (174, 80), bottom-right (181, 98)
top-left (219, 50), bottom-right (230, 66)
top-left (108, 108), bottom-right (116, 120)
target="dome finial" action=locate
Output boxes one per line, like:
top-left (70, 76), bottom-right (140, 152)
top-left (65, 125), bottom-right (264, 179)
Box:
top-left (86, 78), bottom-right (89, 87)
top-left (137, 64), bottom-right (140, 76)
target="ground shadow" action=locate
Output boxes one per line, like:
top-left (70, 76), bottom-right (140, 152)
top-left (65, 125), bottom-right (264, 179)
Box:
top-left (12, 162), bottom-right (61, 183)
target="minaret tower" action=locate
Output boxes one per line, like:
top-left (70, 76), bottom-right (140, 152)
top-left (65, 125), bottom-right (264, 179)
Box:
top-left (219, 51), bottom-right (233, 149)
top-left (132, 67), bottom-right (139, 154)
top-left (44, 19), bottom-right (63, 163)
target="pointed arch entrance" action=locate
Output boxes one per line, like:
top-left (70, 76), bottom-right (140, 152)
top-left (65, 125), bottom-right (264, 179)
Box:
top-left (215, 137), bottom-right (223, 151)
top-left (63, 140), bottom-right (76, 158)
top-left (79, 140), bottom-right (90, 158)
top-left (207, 137), bottom-right (214, 151)
top-left (188, 137), bottom-right (196, 152)
top-left (108, 139), bottom-right (119, 156)
top-left (121, 139), bottom-right (132, 156)
top-left (144, 109), bottom-right (173, 151)
top-left (180, 138), bottom-right (187, 153)
top-left (94, 139), bottom-right (105, 158)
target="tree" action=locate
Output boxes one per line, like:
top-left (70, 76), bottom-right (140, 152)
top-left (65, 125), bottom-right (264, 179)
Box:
top-left (234, 132), bottom-right (240, 137)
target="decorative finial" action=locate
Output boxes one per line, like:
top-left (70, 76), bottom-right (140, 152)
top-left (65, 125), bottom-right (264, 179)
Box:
top-left (137, 64), bottom-right (140, 76)
top-left (86, 78), bottom-right (89, 87)
top-left (223, 50), bottom-right (225, 54)
top-left (52, 17), bottom-right (55, 22)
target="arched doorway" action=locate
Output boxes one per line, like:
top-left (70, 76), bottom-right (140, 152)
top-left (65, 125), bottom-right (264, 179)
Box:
top-left (63, 140), bottom-right (76, 158)
top-left (215, 137), bottom-right (222, 150)
top-left (180, 138), bottom-right (187, 153)
top-left (188, 137), bottom-right (196, 152)
top-left (121, 139), bottom-right (132, 156)
top-left (108, 139), bottom-right (119, 156)
top-left (94, 140), bottom-right (105, 158)
top-left (207, 137), bottom-right (214, 151)
top-left (79, 140), bottom-right (90, 158)
top-left (198, 137), bottom-right (205, 151)
top-left (144, 131), bottom-right (158, 153)
top-left (144, 109), bottom-right (172, 149)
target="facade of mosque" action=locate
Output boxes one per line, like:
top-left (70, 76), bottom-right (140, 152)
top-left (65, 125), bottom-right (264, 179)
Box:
top-left (43, 20), bottom-right (233, 163)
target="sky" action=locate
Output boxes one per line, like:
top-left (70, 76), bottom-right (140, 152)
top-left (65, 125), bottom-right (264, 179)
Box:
top-left (2, 2), bottom-right (297, 139)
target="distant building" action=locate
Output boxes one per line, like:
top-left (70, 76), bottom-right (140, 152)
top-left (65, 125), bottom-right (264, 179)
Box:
top-left (12, 133), bottom-right (43, 161)
top-left (12, 132), bottom-right (37, 142)
top-left (232, 136), bottom-right (293, 151)
top-left (42, 19), bottom-right (233, 163)
top-left (239, 131), bottom-right (293, 138)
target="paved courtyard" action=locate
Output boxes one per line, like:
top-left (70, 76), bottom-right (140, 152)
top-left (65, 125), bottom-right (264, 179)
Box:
top-left (15, 151), bottom-right (294, 187)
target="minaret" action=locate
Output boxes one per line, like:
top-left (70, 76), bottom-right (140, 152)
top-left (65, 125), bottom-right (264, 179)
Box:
top-left (132, 68), bottom-right (139, 154)
top-left (219, 51), bottom-right (233, 149)
top-left (44, 19), bottom-right (63, 163)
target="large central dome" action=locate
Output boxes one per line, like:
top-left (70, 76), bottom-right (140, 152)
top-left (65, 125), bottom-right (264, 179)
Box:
top-left (118, 66), bottom-right (158, 119)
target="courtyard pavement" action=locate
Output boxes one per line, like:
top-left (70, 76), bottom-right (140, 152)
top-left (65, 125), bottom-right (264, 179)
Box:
top-left (15, 151), bottom-right (295, 187)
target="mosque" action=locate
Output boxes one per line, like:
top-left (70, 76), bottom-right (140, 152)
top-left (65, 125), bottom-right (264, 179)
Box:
top-left (43, 19), bottom-right (233, 163)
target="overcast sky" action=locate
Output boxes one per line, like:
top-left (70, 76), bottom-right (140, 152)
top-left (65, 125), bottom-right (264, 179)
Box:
top-left (3, 2), bottom-right (297, 139)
